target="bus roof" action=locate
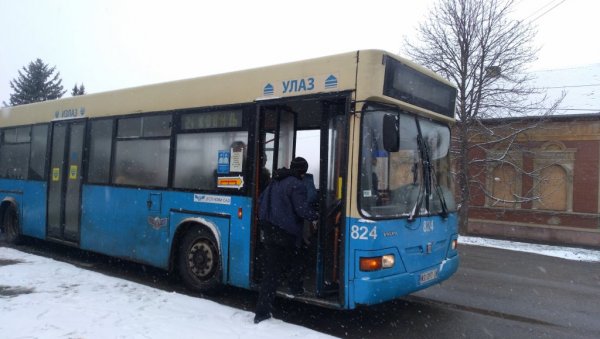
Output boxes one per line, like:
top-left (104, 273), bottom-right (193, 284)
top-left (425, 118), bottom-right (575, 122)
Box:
top-left (1, 50), bottom-right (455, 127)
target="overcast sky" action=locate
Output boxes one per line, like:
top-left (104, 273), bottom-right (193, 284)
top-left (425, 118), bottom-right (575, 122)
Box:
top-left (1, 0), bottom-right (599, 103)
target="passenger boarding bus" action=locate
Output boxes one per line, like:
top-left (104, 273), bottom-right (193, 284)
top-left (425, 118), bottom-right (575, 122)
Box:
top-left (0, 50), bottom-right (458, 309)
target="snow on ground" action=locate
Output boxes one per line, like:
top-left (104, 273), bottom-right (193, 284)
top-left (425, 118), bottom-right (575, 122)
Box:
top-left (1, 238), bottom-right (599, 338)
top-left (459, 236), bottom-right (600, 262)
top-left (0, 247), bottom-right (333, 339)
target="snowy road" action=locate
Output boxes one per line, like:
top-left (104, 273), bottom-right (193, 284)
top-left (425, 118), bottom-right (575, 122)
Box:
top-left (0, 246), bottom-right (333, 339)
top-left (1, 237), bottom-right (599, 338)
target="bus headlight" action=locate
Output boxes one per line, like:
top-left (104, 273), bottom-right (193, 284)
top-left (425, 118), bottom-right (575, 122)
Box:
top-left (382, 254), bottom-right (395, 268)
top-left (451, 239), bottom-right (458, 250)
top-left (359, 254), bottom-right (395, 271)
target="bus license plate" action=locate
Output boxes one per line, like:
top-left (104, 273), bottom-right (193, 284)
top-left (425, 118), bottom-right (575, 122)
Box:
top-left (419, 269), bottom-right (438, 284)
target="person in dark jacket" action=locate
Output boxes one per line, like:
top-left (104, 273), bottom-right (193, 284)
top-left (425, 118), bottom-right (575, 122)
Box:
top-left (254, 157), bottom-right (318, 324)
top-left (258, 152), bottom-right (271, 194)
top-left (302, 172), bottom-right (317, 205)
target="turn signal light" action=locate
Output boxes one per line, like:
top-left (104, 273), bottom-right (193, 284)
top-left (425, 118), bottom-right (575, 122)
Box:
top-left (360, 257), bottom-right (382, 271)
top-left (451, 239), bottom-right (458, 250)
top-left (360, 254), bottom-right (395, 271)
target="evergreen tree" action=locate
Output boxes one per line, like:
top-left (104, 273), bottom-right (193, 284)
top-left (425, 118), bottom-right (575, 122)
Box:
top-left (71, 83), bottom-right (86, 96)
top-left (7, 58), bottom-right (66, 106)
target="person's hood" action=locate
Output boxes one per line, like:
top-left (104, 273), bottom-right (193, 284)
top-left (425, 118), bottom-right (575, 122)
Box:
top-left (272, 167), bottom-right (301, 181)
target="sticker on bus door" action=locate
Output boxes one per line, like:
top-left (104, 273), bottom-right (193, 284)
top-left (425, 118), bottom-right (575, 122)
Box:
top-left (217, 150), bottom-right (230, 174)
top-left (217, 176), bottom-right (244, 189)
top-left (69, 165), bottom-right (78, 180)
top-left (52, 168), bottom-right (60, 181)
top-left (230, 147), bottom-right (243, 173)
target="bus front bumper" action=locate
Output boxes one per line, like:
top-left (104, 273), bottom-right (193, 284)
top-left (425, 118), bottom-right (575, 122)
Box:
top-left (351, 255), bottom-right (459, 307)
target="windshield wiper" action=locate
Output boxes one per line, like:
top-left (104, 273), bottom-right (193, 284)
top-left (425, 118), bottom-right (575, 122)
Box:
top-left (422, 132), bottom-right (449, 219)
top-left (408, 120), bottom-right (448, 221)
top-left (408, 124), bottom-right (428, 221)
top-left (433, 177), bottom-right (449, 218)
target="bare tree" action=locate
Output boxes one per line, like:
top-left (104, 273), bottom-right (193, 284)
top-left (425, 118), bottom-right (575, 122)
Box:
top-left (403, 0), bottom-right (563, 233)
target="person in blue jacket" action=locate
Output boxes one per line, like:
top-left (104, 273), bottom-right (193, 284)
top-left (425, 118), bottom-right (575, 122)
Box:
top-left (254, 157), bottom-right (318, 324)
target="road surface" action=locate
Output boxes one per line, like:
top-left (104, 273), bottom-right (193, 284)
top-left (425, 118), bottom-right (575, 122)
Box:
top-left (5, 240), bottom-right (600, 338)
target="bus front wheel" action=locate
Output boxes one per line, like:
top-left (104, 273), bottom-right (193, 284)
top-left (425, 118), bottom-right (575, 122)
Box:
top-left (177, 226), bottom-right (221, 293)
top-left (1, 206), bottom-right (22, 245)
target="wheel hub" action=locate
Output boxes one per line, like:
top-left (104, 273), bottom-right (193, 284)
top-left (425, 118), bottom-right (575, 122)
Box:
top-left (188, 240), bottom-right (214, 279)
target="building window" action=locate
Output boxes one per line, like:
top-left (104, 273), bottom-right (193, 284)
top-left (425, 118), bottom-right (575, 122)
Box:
top-left (490, 164), bottom-right (519, 208)
top-left (538, 165), bottom-right (568, 211)
top-left (485, 150), bottom-right (523, 209)
top-left (533, 141), bottom-right (574, 212)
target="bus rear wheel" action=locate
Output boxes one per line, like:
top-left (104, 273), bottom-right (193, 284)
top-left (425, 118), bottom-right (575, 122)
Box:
top-left (177, 226), bottom-right (221, 293)
top-left (1, 206), bottom-right (21, 245)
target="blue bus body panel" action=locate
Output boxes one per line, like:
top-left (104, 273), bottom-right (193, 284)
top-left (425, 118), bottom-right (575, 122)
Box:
top-left (2, 176), bottom-right (458, 306)
top-left (80, 185), bottom-right (252, 289)
top-left (0, 178), bottom-right (47, 240)
top-left (346, 213), bottom-right (459, 308)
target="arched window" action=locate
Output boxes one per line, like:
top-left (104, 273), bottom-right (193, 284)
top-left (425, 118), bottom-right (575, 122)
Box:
top-left (538, 165), bottom-right (567, 211)
top-left (533, 141), bottom-right (574, 212)
top-left (491, 164), bottom-right (518, 208)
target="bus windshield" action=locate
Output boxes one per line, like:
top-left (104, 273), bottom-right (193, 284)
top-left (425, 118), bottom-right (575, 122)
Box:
top-left (360, 105), bottom-right (456, 219)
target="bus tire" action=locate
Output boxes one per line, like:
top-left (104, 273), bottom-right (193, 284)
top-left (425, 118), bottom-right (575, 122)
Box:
top-left (177, 226), bottom-right (221, 293)
top-left (1, 205), bottom-right (22, 245)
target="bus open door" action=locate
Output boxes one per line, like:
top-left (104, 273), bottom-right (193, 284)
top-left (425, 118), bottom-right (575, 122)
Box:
top-left (253, 95), bottom-right (349, 308)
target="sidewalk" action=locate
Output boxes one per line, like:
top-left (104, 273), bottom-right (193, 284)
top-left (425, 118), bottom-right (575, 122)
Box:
top-left (459, 236), bottom-right (600, 262)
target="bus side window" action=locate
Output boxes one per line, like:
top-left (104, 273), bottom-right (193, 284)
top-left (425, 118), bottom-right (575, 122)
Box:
top-left (0, 126), bottom-right (31, 180)
top-left (112, 115), bottom-right (171, 187)
top-left (87, 119), bottom-right (113, 184)
top-left (173, 131), bottom-right (248, 190)
top-left (29, 124), bottom-right (49, 181)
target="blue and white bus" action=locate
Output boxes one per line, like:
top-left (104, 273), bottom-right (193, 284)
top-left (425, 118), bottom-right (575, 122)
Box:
top-left (0, 50), bottom-right (458, 309)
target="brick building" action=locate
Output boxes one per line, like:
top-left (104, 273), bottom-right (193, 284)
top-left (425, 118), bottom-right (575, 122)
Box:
top-left (466, 114), bottom-right (600, 248)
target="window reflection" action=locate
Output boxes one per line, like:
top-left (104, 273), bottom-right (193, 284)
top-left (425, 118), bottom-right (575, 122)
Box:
top-left (360, 106), bottom-right (455, 218)
top-left (113, 139), bottom-right (170, 187)
top-left (174, 131), bottom-right (248, 190)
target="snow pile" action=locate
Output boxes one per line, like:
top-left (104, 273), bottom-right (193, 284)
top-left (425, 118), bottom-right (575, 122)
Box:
top-left (0, 247), bottom-right (333, 339)
top-left (459, 236), bottom-right (600, 262)
top-left (2, 237), bottom-right (599, 338)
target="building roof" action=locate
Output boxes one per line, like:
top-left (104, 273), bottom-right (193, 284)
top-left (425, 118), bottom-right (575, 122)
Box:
top-left (478, 63), bottom-right (600, 124)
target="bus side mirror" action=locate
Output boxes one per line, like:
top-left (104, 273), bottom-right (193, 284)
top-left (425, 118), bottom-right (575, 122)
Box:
top-left (383, 113), bottom-right (399, 152)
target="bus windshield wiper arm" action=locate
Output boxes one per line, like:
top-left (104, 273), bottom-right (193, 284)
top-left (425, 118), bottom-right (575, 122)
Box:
top-left (416, 121), bottom-right (449, 219)
top-left (434, 182), bottom-right (449, 218)
top-left (407, 191), bottom-right (422, 222)
top-left (408, 123), bottom-right (430, 222)
top-left (432, 165), bottom-right (449, 218)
